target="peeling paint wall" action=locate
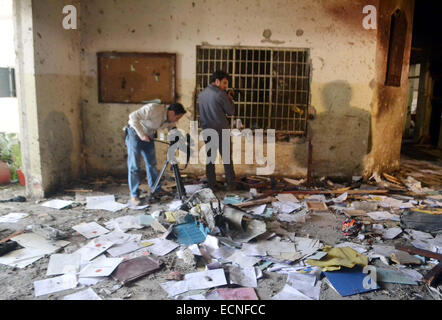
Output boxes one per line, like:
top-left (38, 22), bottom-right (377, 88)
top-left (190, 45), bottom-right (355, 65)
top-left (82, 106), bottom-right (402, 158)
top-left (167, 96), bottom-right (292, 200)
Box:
top-left (14, 0), bottom-right (83, 197)
top-left (363, 0), bottom-right (414, 176)
top-left (79, 0), bottom-right (379, 179)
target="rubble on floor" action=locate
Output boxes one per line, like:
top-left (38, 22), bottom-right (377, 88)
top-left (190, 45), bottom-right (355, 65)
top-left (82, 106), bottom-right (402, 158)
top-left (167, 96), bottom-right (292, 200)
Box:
top-left (0, 172), bottom-right (441, 300)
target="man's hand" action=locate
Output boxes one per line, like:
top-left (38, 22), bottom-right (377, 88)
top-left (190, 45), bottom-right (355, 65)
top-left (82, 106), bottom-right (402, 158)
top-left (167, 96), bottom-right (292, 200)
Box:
top-left (140, 134), bottom-right (151, 142)
top-left (227, 89), bottom-right (234, 100)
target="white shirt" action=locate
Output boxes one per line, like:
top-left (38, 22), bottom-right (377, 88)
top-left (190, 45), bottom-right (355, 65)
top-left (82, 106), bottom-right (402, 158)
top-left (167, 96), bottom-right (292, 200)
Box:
top-left (127, 103), bottom-right (176, 139)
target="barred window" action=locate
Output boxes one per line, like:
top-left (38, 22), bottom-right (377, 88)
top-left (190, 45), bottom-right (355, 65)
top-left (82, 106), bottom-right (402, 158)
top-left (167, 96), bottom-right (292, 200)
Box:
top-left (195, 46), bottom-right (310, 134)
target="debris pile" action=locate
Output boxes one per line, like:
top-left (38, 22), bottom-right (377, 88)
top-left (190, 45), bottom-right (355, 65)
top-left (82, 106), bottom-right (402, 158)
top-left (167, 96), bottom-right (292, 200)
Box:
top-left (0, 172), bottom-right (441, 300)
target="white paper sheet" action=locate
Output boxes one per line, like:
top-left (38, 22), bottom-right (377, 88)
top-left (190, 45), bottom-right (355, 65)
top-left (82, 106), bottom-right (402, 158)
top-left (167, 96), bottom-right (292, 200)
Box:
top-left (104, 215), bottom-right (143, 232)
top-left (331, 192), bottom-right (348, 203)
top-left (128, 204), bottom-right (149, 210)
top-left (272, 284), bottom-right (313, 300)
top-left (74, 239), bottom-right (115, 262)
top-left (335, 242), bottom-right (368, 253)
top-left (160, 269), bottom-right (227, 297)
top-left (34, 273), bottom-right (78, 297)
top-left (72, 222), bottom-right (109, 239)
top-left (41, 199), bottom-right (74, 210)
top-left (62, 288), bottom-right (102, 300)
top-left (96, 230), bottom-right (138, 245)
top-left (272, 201), bottom-right (303, 214)
top-left (184, 184), bottom-right (205, 194)
top-left (168, 200), bottom-right (184, 211)
top-left (0, 247), bottom-right (47, 268)
top-left (226, 250), bottom-right (261, 267)
top-left (107, 238), bottom-right (142, 257)
top-left (248, 204), bottom-right (267, 216)
top-left (86, 195), bottom-right (129, 212)
top-left (86, 195), bottom-right (115, 209)
top-left (145, 238), bottom-right (179, 256)
top-left (0, 232), bottom-right (69, 268)
top-left (78, 257), bottom-right (123, 277)
top-left (46, 253), bottom-right (82, 276)
top-left (241, 243), bottom-right (268, 256)
top-left (78, 277), bottom-right (103, 286)
top-left (367, 211), bottom-right (400, 221)
top-left (286, 273), bottom-right (321, 300)
top-left (0, 212), bottom-right (28, 223)
top-left (381, 227), bottom-right (403, 240)
top-left (228, 265), bottom-right (257, 288)
top-left (276, 194), bottom-right (299, 203)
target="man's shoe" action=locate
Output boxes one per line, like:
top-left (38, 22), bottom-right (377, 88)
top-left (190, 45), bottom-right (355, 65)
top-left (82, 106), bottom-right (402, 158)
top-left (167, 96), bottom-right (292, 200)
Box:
top-left (130, 197), bottom-right (141, 206)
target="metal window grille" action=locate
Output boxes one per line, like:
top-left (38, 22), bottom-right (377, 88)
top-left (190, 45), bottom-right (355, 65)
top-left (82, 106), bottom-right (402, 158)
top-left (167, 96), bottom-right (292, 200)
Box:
top-left (195, 46), bottom-right (310, 134)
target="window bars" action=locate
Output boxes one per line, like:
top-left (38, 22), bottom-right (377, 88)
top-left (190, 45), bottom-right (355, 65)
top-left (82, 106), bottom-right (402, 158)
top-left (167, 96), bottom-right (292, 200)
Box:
top-left (195, 46), bottom-right (310, 134)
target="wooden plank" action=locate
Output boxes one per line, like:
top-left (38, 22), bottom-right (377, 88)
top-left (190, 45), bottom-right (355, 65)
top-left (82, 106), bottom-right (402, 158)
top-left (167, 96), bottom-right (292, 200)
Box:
top-left (423, 262), bottom-right (442, 287)
top-left (0, 230), bottom-right (24, 243)
top-left (235, 197), bottom-right (275, 208)
top-left (266, 189), bottom-right (389, 196)
top-left (395, 244), bottom-right (442, 261)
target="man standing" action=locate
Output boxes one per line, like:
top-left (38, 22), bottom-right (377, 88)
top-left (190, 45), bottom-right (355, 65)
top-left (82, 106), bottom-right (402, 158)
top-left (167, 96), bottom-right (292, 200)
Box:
top-left (198, 70), bottom-right (236, 191)
top-left (125, 102), bottom-right (186, 205)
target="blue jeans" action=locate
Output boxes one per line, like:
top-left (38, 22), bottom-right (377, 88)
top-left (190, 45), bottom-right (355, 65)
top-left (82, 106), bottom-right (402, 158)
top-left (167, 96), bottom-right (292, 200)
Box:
top-left (125, 127), bottom-right (160, 198)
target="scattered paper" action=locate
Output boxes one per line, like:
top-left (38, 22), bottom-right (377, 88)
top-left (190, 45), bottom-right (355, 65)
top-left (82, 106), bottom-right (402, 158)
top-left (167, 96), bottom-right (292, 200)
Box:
top-left (0, 212), bottom-right (28, 223)
top-left (286, 272), bottom-right (321, 300)
top-left (41, 199), bottom-right (74, 210)
top-left (276, 194), bottom-right (299, 203)
top-left (34, 273), bottom-right (78, 297)
top-left (184, 184), bottom-right (205, 194)
top-left (74, 239), bottom-right (115, 263)
top-left (248, 204), bottom-right (267, 216)
top-left (160, 269), bottom-right (227, 297)
top-left (46, 253), bottom-right (82, 276)
top-left (272, 284), bottom-right (313, 300)
top-left (86, 195), bottom-right (129, 212)
top-left (331, 192), bottom-right (348, 203)
top-left (62, 288), bottom-right (102, 300)
top-left (228, 265), bottom-right (257, 288)
top-left (168, 200), bottom-right (183, 211)
top-left (226, 250), bottom-right (261, 268)
top-left (78, 257), bottom-right (123, 277)
top-left (72, 222), bottom-right (109, 239)
top-left (107, 236), bottom-right (142, 257)
top-left (273, 201), bottom-right (303, 214)
top-left (104, 215), bottom-right (143, 232)
top-left (146, 238), bottom-right (179, 256)
top-left (367, 211), bottom-right (400, 221)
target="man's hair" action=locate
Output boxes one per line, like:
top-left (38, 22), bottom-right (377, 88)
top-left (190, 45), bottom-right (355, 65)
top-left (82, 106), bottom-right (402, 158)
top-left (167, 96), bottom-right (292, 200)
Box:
top-left (168, 103), bottom-right (187, 115)
top-left (210, 70), bottom-right (230, 84)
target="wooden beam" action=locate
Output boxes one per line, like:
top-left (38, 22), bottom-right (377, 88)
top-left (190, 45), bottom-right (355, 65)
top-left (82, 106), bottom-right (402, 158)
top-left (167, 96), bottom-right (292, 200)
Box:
top-left (395, 244), bottom-right (442, 261)
top-left (0, 230), bottom-right (24, 243)
top-left (235, 196), bottom-right (275, 208)
top-left (423, 262), bottom-right (442, 287)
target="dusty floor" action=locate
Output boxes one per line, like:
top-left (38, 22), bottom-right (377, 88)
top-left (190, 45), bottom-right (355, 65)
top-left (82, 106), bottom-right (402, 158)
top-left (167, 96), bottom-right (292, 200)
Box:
top-left (0, 153), bottom-right (441, 300)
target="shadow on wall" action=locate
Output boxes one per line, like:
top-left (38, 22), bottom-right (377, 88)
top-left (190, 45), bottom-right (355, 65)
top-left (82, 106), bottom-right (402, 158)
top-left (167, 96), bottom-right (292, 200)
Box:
top-left (307, 80), bottom-right (371, 177)
top-left (41, 111), bottom-right (73, 190)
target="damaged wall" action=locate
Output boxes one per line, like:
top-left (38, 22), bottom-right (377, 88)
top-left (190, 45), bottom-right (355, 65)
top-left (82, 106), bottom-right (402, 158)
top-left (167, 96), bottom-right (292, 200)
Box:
top-left (14, 0), bottom-right (83, 197)
top-left (363, 0), bottom-right (414, 177)
top-left (80, 0), bottom-right (378, 179)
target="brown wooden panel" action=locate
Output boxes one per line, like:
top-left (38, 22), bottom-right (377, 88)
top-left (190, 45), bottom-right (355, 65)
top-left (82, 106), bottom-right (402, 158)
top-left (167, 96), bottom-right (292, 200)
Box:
top-left (98, 52), bottom-right (176, 104)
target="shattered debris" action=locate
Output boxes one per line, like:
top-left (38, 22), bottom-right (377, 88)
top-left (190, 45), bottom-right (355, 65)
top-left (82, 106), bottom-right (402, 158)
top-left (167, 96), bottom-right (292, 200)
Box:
top-left (0, 171), bottom-right (440, 300)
